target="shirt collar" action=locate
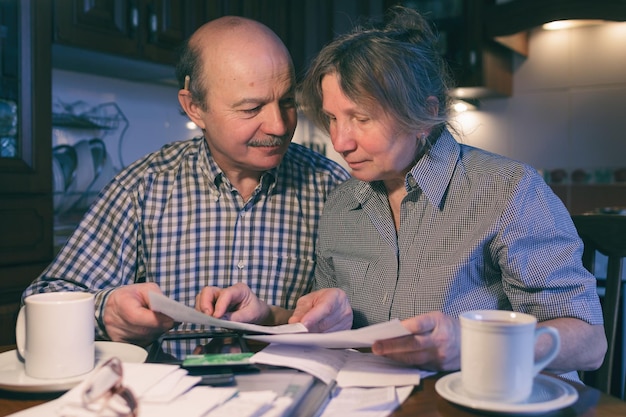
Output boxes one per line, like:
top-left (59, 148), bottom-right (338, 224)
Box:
top-left (408, 129), bottom-right (460, 210)
top-left (352, 129), bottom-right (460, 210)
top-left (199, 137), bottom-right (279, 193)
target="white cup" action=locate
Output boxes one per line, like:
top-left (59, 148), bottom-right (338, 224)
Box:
top-left (16, 292), bottom-right (95, 379)
top-left (459, 310), bottom-right (560, 403)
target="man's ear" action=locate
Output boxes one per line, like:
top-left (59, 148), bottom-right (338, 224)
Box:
top-left (178, 89), bottom-right (206, 130)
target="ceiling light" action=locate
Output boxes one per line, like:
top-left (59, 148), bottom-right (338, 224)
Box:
top-left (542, 20), bottom-right (606, 30)
top-left (452, 100), bottom-right (478, 113)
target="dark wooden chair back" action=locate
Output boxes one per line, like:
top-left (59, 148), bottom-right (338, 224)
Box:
top-left (572, 214), bottom-right (626, 399)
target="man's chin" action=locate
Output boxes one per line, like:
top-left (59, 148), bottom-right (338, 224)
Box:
top-left (250, 151), bottom-right (286, 170)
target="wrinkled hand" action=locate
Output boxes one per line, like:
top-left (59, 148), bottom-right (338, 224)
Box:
top-left (371, 311), bottom-right (461, 371)
top-left (103, 283), bottom-right (175, 346)
top-left (195, 283), bottom-right (271, 324)
top-left (289, 288), bottom-right (352, 333)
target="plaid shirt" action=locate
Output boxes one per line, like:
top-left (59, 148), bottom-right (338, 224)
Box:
top-left (315, 130), bottom-right (603, 328)
top-left (25, 137), bottom-right (349, 358)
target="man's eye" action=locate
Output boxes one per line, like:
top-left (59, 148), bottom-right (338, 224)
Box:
top-left (243, 106), bottom-right (262, 114)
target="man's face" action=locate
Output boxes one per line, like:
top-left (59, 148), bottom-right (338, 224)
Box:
top-left (196, 48), bottom-right (297, 176)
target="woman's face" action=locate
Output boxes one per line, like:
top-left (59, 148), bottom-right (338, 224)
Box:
top-left (321, 73), bottom-right (420, 183)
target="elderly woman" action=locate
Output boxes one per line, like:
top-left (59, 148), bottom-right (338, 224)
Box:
top-left (294, 6), bottom-right (605, 380)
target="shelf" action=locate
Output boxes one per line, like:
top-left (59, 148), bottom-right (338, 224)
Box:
top-left (52, 113), bottom-right (118, 129)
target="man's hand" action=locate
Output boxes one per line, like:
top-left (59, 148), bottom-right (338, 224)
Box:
top-left (195, 283), bottom-right (271, 324)
top-left (289, 288), bottom-right (353, 332)
top-left (103, 282), bottom-right (175, 346)
top-left (371, 311), bottom-right (461, 371)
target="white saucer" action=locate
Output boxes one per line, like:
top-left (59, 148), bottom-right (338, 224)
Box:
top-left (435, 372), bottom-right (579, 415)
top-left (0, 341), bottom-right (147, 393)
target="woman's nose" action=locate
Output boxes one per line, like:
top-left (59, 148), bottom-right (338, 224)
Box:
top-left (330, 122), bottom-right (355, 153)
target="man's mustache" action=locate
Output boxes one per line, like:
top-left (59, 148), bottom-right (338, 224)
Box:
top-left (248, 135), bottom-right (288, 147)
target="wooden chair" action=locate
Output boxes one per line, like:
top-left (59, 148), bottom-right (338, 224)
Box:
top-left (572, 214), bottom-right (626, 399)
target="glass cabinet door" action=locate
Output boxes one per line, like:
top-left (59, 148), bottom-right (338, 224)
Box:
top-left (0, 0), bottom-right (51, 193)
top-left (0, 0), bottom-right (53, 345)
top-left (0, 1), bottom-right (19, 158)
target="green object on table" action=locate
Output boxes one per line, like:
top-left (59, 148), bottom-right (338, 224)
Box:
top-left (183, 352), bottom-right (254, 367)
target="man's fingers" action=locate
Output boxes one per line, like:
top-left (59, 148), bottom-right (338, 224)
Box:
top-left (196, 287), bottom-right (225, 315)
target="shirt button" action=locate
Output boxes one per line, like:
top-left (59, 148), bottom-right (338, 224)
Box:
top-left (237, 261), bottom-right (245, 269)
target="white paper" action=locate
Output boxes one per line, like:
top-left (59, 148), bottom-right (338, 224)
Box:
top-left (319, 385), bottom-right (414, 417)
top-left (256, 396), bottom-right (294, 417)
top-left (8, 363), bottom-right (234, 417)
top-left (249, 344), bottom-right (433, 387)
top-left (140, 386), bottom-right (237, 417)
top-left (207, 391), bottom-right (277, 417)
top-left (251, 345), bottom-right (344, 384)
top-left (245, 319), bottom-right (411, 348)
top-left (141, 368), bottom-right (201, 403)
top-left (338, 350), bottom-right (435, 387)
top-left (148, 292), bottom-right (308, 334)
top-left (322, 386), bottom-right (397, 412)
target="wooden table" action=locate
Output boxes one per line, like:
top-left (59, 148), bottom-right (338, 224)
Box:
top-left (2, 344), bottom-right (626, 417)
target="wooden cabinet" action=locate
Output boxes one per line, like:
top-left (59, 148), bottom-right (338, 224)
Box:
top-left (386, 0), bottom-right (513, 99)
top-left (435, 0), bottom-right (512, 99)
top-left (0, 0), bottom-right (53, 344)
top-left (52, 0), bottom-right (334, 83)
top-left (200, 0), bottom-right (333, 81)
top-left (54, 0), bottom-right (204, 66)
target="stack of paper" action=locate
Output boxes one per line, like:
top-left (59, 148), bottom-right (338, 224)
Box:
top-left (250, 344), bottom-right (435, 417)
top-left (251, 344), bottom-right (432, 387)
top-left (8, 362), bottom-right (236, 417)
top-left (8, 362), bottom-right (303, 417)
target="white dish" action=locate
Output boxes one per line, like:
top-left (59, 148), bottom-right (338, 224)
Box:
top-left (0, 341), bottom-right (147, 393)
top-left (435, 372), bottom-right (578, 415)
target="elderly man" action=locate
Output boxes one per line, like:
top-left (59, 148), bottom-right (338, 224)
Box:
top-left (23, 16), bottom-right (351, 358)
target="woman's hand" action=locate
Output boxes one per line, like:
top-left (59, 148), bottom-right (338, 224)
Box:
top-left (289, 288), bottom-right (353, 332)
top-left (372, 311), bottom-right (461, 371)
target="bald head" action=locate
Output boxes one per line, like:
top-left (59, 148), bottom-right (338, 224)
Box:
top-left (191, 16), bottom-right (288, 56)
top-left (176, 16), bottom-right (294, 110)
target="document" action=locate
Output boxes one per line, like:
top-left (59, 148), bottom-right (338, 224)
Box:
top-left (149, 292), bottom-right (411, 348)
top-left (250, 344), bottom-right (435, 387)
top-left (148, 292), bottom-right (308, 335)
top-left (320, 385), bottom-right (415, 417)
top-left (245, 319), bottom-right (411, 348)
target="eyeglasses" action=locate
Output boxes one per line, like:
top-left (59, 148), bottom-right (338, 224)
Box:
top-left (59, 357), bottom-right (138, 417)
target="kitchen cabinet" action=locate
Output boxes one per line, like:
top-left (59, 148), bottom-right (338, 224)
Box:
top-left (386, 0), bottom-right (513, 99)
top-left (52, 0), bottom-right (334, 84)
top-left (0, 0), bottom-right (52, 344)
top-left (199, 0), bottom-right (334, 82)
top-left (54, 0), bottom-right (203, 66)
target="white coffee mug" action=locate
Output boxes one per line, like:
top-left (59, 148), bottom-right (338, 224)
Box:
top-left (459, 310), bottom-right (560, 403)
top-left (16, 292), bottom-right (95, 379)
